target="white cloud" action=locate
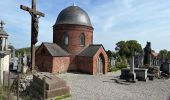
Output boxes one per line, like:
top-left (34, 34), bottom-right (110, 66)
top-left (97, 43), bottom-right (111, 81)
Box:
top-left (0, 0), bottom-right (170, 51)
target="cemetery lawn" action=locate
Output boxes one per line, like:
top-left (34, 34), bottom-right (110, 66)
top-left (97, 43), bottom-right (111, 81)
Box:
top-left (58, 71), bottom-right (170, 100)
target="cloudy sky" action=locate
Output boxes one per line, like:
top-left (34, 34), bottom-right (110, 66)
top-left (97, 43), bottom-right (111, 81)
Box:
top-left (0, 0), bottom-right (170, 52)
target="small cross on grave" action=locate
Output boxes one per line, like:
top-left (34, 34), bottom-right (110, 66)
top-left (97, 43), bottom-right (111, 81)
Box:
top-left (0, 20), bottom-right (5, 30)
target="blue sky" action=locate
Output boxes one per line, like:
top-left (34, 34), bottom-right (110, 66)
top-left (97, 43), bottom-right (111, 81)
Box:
top-left (0, 0), bottom-right (170, 52)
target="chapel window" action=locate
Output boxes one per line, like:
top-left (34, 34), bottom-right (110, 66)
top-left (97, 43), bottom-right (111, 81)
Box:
top-left (64, 32), bottom-right (69, 45)
top-left (80, 33), bottom-right (85, 46)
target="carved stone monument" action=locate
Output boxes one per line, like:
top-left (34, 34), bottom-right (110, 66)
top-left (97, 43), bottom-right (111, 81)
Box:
top-left (144, 42), bottom-right (152, 66)
top-left (21, 52), bottom-right (28, 73)
top-left (127, 54), bottom-right (136, 82)
top-left (120, 53), bottom-right (148, 81)
top-left (161, 60), bottom-right (170, 75)
top-left (0, 20), bottom-right (10, 84)
top-left (31, 72), bottom-right (70, 99)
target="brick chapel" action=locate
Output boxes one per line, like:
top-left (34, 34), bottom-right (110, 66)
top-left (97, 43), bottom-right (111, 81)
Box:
top-left (35, 5), bottom-right (108, 75)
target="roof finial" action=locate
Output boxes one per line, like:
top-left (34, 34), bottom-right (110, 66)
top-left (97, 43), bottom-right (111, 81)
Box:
top-left (73, 2), bottom-right (76, 6)
top-left (0, 20), bottom-right (5, 30)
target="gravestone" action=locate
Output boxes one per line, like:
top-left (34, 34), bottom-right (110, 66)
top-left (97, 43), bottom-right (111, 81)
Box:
top-left (110, 57), bottom-right (116, 67)
top-left (161, 61), bottom-right (170, 75)
top-left (17, 55), bottom-right (22, 73)
top-left (127, 55), bottom-right (136, 82)
top-left (134, 53), bottom-right (143, 68)
top-left (120, 54), bottom-right (148, 81)
top-left (31, 72), bottom-right (70, 99)
top-left (120, 68), bottom-right (148, 81)
top-left (22, 53), bottom-right (28, 73)
top-left (9, 57), bottom-right (18, 71)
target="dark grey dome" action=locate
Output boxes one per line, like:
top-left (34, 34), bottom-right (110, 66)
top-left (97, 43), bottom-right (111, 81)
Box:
top-left (55, 6), bottom-right (92, 27)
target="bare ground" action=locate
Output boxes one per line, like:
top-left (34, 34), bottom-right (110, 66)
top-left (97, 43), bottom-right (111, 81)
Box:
top-left (59, 71), bottom-right (170, 100)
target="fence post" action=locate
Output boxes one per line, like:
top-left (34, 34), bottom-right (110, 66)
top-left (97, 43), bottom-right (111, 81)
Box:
top-left (8, 71), bottom-right (10, 100)
top-left (3, 71), bottom-right (5, 88)
top-left (43, 77), bottom-right (46, 100)
top-left (2, 71), bottom-right (5, 100)
top-left (17, 74), bottom-right (20, 100)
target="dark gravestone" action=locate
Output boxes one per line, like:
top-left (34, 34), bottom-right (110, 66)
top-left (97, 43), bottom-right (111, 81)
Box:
top-left (120, 68), bottom-right (148, 81)
top-left (144, 42), bottom-right (152, 66)
top-left (31, 72), bottom-right (70, 99)
top-left (161, 61), bottom-right (170, 75)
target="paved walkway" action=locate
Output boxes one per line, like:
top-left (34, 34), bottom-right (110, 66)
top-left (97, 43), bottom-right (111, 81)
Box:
top-left (59, 71), bottom-right (170, 100)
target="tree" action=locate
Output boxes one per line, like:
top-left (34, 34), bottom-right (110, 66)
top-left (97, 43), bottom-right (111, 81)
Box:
top-left (167, 51), bottom-right (170, 60)
top-left (126, 40), bottom-right (143, 56)
top-left (115, 41), bottom-right (129, 57)
top-left (115, 40), bottom-right (143, 58)
top-left (158, 49), bottom-right (170, 61)
top-left (106, 50), bottom-right (112, 58)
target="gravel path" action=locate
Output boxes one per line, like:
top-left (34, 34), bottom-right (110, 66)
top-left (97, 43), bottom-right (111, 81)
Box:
top-left (59, 71), bottom-right (170, 100)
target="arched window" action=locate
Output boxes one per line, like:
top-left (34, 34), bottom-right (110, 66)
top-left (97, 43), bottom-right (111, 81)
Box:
top-left (63, 32), bottom-right (68, 45)
top-left (80, 33), bottom-right (85, 46)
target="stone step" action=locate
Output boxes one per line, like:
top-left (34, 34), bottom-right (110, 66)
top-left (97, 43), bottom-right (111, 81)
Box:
top-left (46, 86), bottom-right (70, 98)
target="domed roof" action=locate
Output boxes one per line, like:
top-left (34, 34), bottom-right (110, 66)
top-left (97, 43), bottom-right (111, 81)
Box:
top-left (55, 5), bottom-right (92, 27)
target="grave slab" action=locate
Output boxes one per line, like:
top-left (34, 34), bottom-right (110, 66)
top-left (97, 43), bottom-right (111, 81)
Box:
top-left (31, 72), bottom-right (70, 99)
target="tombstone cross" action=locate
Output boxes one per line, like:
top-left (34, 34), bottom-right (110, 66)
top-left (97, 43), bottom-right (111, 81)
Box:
top-left (0, 20), bottom-right (5, 29)
top-left (20, 0), bottom-right (45, 71)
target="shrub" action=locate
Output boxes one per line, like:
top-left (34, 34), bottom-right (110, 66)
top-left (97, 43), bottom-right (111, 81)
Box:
top-left (109, 67), bottom-right (120, 72)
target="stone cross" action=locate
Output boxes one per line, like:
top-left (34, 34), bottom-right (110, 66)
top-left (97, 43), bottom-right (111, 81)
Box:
top-left (128, 52), bottom-right (136, 82)
top-left (20, 0), bottom-right (45, 71)
top-left (131, 55), bottom-right (135, 73)
top-left (0, 20), bottom-right (5, 30)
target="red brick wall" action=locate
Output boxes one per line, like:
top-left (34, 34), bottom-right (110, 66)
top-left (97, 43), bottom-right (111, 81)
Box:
top-left (77, 56), bottom-right (93, 74)
top-left (52, 57), bottom-right (70, 73)
top-left (68, 55), bottom-right (77, 71)
top-left (53, 24), bottom-right (93, 55)
top-left (76, 47), bottom-right (108, 75)
top-left (36, 56), bottom-right (70, 73)
top-left (93, 47), bottom-right (108, 75)
top-left (36, 55), bottom-right (53, 73)
top-left (35, 44), bottom-right (70, 73)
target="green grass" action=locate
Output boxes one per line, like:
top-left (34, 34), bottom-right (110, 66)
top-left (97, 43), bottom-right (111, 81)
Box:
top-left (110, 67), bottom-right (121, 72)
top-left (0, 86), bottom-right (10, 100)
top-left (55, 94), bottom-right (71, 100)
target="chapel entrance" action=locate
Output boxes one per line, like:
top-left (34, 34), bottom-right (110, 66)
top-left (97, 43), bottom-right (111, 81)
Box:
top-left (97, 54), bottom-right (104, 74)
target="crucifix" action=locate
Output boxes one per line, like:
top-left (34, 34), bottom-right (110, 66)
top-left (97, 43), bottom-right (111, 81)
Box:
top-left (20, 0), bottom-right (45, 72)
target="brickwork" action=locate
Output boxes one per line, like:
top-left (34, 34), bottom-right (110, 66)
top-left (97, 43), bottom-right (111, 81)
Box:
top-left (36, 55), bottom-right (53, 73)
top-left (76, 46), bottom-right (108, 75)
top-left (93, 47), bottom-right (108, 75)
top-left (77, 56), bottom-right (93, 74)
top-left (68, 55), bottom-right (77, 71)
top-left (36, 55), bottom-right (70, 73)
top-left (52, 57), bottom-right (70, 73)
top-left (35, 44), bottom-right (70, 73)
top-left (35, 6), bottom-right (109, 75)
top-left (35, 43), bottom-right (108, 75)
top-left (53, 24), bottom-right (93, 54)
